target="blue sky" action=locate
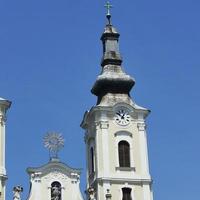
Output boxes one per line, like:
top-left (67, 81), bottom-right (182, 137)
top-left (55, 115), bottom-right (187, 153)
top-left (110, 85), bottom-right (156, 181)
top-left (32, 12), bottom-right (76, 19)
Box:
top-left (0, 0), bottom-right (200, 199)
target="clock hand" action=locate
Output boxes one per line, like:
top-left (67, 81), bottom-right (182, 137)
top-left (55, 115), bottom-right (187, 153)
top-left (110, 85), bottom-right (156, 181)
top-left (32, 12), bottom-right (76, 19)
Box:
top-left (116, 112), bottom-right (121, 116)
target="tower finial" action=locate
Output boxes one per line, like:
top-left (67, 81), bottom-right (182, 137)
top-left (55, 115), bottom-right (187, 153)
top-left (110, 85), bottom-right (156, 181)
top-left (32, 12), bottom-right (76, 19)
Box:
top-left (43, 132), bottom-right (64, 160)
top-left (104, 1), bottom-right (113, 25)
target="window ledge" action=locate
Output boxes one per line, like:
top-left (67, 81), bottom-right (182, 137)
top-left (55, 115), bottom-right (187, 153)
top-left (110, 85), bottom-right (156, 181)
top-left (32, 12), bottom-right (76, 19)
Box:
top-left (115, 167), bottom-right (135, 171)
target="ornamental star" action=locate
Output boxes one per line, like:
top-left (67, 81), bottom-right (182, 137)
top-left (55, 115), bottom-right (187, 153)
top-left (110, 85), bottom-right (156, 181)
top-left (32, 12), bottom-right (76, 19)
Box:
top-left (43, 132), bottom-right (64, 158)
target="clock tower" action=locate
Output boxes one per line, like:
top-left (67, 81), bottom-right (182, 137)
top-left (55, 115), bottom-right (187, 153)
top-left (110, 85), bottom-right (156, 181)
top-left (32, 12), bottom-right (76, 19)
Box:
top-left (81, 4), bottom-right (154, 200)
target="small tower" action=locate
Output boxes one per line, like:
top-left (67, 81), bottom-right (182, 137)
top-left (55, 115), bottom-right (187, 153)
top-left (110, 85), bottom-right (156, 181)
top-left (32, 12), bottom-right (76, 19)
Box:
top-left (81, 3), bottom-right (153, 200)
top-left (0, 97), bottom-right (11, 200)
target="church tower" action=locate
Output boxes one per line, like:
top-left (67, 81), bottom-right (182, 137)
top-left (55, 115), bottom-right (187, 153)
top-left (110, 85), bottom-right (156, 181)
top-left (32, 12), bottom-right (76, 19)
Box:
top-left (0, 98), bottom-right (11, 200)
top-left (81, 3), bottom-right (153, 200)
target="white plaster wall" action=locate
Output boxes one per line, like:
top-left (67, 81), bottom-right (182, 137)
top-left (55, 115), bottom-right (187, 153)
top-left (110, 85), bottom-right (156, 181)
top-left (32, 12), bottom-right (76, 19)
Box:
top-left (0, 101), bottom-right (10, 200)
top-left (28, 170), bottom-right (83, 200)
top-left (83, 103), bottom-right (153, 200)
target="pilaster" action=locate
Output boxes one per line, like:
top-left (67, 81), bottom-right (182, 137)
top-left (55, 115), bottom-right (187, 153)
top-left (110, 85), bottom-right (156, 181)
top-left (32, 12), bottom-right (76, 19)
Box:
top-left (0, 114), bottom-right (6, 175)
top-left (142, 184), bottom-right (152, 200)
top-left (137, 122), bottom-right (150, 176)
top-left (96, 119), bottom-right (110, 200)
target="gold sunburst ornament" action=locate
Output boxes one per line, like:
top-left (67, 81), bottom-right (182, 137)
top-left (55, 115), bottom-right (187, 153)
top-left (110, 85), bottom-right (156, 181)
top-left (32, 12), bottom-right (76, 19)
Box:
top-left (43, 132), bottom-right (64, 159)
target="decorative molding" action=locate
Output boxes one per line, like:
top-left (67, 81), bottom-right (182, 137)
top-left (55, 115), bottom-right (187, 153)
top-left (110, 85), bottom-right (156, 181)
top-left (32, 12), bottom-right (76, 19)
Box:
top-left (31, 172), bottom-right (42, 182)
top-left (114, 132), bottom-right (135, 168)
top-left (0, 114), bottom-right (6, 125)
top-left (137, 123), bottom-right (146, 131)
top-left (43, 171), bottom-right (68, 182)
top-left (70, 172), bottom-right (80, 181)
top-left (98, 121), bottom-right (109, 129)
top-left (114, 131), bottom-right (132, 137)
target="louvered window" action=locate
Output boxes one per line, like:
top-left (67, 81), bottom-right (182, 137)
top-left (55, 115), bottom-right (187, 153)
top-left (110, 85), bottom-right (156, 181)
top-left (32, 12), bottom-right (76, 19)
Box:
top-left (118, 141), bottom-right (130, 167)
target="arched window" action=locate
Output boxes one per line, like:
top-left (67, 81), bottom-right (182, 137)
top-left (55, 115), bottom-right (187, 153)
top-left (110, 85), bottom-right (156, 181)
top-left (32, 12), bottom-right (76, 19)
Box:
top-left (90, 147), bottom-right (94, 174)
top-left (122, 188), bottom-right (132, 200)
top-left (118, 141), bottom-right (130, 167)
top-left (51, 181), bottom-right (61, 200)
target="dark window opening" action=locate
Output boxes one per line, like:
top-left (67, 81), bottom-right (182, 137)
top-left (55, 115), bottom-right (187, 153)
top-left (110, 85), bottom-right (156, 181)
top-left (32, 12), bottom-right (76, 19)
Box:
top-left (122, 187), bottom-right (132, 200)
top-left (90, 147), bottom-right (94, 173)
top-left (118, 141), bottom-right (130, 167)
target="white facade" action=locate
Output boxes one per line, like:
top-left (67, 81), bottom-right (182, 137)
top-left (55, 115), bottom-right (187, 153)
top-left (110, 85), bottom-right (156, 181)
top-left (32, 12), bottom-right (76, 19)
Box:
top-left (27, 159), bottom-right (83, 200)
top-left (82, 100), bottom-right (153, 200)
top-left (0, 98), bottom-right (11, 200)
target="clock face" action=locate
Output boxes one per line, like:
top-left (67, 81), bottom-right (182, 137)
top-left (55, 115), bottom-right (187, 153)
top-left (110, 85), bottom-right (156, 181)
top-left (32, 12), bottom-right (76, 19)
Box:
top-left (115, 109), bottom-right (131, 126)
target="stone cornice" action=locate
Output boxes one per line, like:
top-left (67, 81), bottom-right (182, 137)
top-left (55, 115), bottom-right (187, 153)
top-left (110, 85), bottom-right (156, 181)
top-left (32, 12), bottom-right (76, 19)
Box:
top-left (27, 160), bottom-right (81, 176)
top-left (96, 177), bottom-right (152, 184)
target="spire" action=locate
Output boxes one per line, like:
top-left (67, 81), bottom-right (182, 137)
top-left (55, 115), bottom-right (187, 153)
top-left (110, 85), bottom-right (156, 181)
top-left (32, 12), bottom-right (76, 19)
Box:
top-left (91, 3), bottom-right (135, 104)
top-left (101, 1), bottom-right (122, 67)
